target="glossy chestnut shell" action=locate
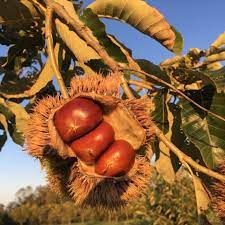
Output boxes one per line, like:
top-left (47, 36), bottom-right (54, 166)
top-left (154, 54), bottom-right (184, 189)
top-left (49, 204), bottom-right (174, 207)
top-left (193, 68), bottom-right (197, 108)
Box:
top-left (54, 97), bottom-right (103, 143)
top-left (70, 121), bottom-right (115, 164)
top-left (95, 140), bottom-right (135, 177)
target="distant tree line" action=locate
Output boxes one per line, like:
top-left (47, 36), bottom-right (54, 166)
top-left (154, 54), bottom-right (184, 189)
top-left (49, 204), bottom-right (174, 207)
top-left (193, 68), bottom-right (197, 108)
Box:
top-left (0, 173), bottom-right (221, 225)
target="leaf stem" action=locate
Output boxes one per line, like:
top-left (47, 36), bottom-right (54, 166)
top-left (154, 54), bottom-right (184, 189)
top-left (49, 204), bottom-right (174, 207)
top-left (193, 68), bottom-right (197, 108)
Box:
top-left (128, 79), bottom-right (156, 92)
top-left (121, 76), bottom-right (134, 98)
top-left (122, 68), bottom-right (225, 122)
top-left (45, 4), bottom-right (69, 99)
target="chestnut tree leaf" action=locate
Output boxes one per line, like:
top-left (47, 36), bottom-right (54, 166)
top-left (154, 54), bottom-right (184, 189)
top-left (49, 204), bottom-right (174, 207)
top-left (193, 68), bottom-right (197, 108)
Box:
top-left (211, 31), bottom-right (225, 49)
top-left (151, 91), bottom-right (177, 183)
top-left (0, 98), bottom-right (29, 146)
top-left (80, 8), bottom-right (127, 63)
top-left (0, 114), bottom-right (8, 151)
top-left (204, 51), bottom-right (225, 64)
top-left (136, 59), bottom-right (170, 84)
top-left (192, 175), bottom-right (210, 214)
top-left (203, 66), bottom-right (225, 93)
top-left (0, 0), bottom-right (39, 25)
top-left (88, 0), bottom-right (183, 53)
top-left (54, 0), bottom-right (101, 63)
top-left (0, 44), bottom-right (61, 99)
top-left (181, 86), bottom-right (225, 168)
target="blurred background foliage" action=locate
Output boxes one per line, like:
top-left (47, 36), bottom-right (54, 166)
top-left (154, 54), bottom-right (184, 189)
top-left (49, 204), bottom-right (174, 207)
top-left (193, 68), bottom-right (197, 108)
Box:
top-left (0, 172), bottom-right (221, 225)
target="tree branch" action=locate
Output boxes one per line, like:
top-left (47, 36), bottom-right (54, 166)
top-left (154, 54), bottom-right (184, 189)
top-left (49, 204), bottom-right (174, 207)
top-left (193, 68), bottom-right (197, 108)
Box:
top-left (123, 70), bottom-right (225, 182)
top-left (121, 76), bottom-right (134, 98)
top-left (154, 124), bottom-right (225, 182)
top-left (45, 4), bottom-right (69, 99)
top-left (128, 79), bottom-right (156, 92)
top-left (44, 0), bottom-right (133, 98)
top-left (46, 1), bottom-right (118, 71)
top-left (122, 68), bottom-right (225, 123)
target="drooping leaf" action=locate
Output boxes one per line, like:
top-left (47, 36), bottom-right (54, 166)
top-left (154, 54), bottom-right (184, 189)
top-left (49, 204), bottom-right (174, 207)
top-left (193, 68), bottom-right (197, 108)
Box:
top-left (88, 0), bottom-right (183, 53)
top-left (181, 86), bottom-right (225, 168)
top-left (0, 0), bottom-right (39, 25)
top-left (171, 26), bottom-right (184, 54)
top-left (80, 8), bottom-right (127, 63)
top-left (152, 90), bottom-right (206, 183)
top-left (151, 89), bottom-right (169, 132)
top-left (151, 91), bottom-right (178, 183)
top-left (192, 174), bottom-right (210, 214)
top-left (191, 174), bottom-right (211, 225)
top-left (168, 103), bottom-right (205, 167)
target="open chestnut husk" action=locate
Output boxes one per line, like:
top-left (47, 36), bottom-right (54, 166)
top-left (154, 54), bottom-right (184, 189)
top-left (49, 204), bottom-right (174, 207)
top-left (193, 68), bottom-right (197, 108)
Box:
top-left (25, 73), bottom-right (155, 210)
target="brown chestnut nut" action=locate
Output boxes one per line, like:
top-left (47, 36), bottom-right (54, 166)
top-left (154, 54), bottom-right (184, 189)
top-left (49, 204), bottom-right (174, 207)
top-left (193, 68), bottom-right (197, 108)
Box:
top-left (95, 140), bottom-right (135, 177)
top-left (54, 97), bottom-right (103, 143)
top-left (70, 121), bottom-right (115, 164)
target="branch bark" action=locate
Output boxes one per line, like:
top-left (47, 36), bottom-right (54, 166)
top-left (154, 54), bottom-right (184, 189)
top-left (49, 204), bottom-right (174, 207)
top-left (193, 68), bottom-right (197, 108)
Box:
top-left (43, 0), bottom-right (133, 98)
top-left (45, 4), bottom-right (69, 99)
top-left (123, 68), bottom-right (225, 123)
top-left (154, 123), bottom-right (225, 182)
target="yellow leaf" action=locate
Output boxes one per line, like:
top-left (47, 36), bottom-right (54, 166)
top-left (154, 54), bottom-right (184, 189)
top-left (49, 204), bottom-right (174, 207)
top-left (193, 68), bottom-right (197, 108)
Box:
top-left (88, 0), bottom-right (178, 52)
top-left (192, 175), bottom-right (210, 214)
top-left (211, 31), bottom-right (225, 49)
top-left (55, 0), bottom-right (101, 63)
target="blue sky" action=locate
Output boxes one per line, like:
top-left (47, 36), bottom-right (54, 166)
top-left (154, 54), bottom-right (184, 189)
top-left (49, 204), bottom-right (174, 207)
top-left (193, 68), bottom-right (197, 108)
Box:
top-left (1, 0), bottom-right (225, 205)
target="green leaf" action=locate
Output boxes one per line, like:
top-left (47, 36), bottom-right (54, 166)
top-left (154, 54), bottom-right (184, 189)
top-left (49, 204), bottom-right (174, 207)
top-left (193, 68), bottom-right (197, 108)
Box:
top-left (181, 86), bottom-right (225, 168)
top-left (80, 8), bottom-right (127, 63)
top-left (0, 98), bottom-right (29, 146)
top-left (0, 114), bottom-right (8, 151)
top-left (151, 91), bottom-right (180, 183)
top-left (55, 0), bottom-right (101, 63)
top-left (171, 26), bottom-right (184, 55)
top-left (136, 59), bottom-right (170, 84)
top-left (0, 44), bottom-right (61, 99)
top-left (151, 89), bottom-right (169, 132)
top-left (174, 68), bottom-right (216, 86)
top-left (88, 0), bottom-right (183, 52)
top-left (0, 0), bottom-right (39, 25)
top-left (204, 66), bottom-right (225, 93)
top-left (108, 34), bottom-right (141, 70)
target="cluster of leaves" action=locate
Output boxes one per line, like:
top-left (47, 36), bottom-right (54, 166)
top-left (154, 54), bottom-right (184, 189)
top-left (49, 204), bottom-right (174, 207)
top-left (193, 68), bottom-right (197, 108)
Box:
top-left (1, 0), bottom-right (225, 224)
top-left (0, 173), bottom-right (220, 225)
